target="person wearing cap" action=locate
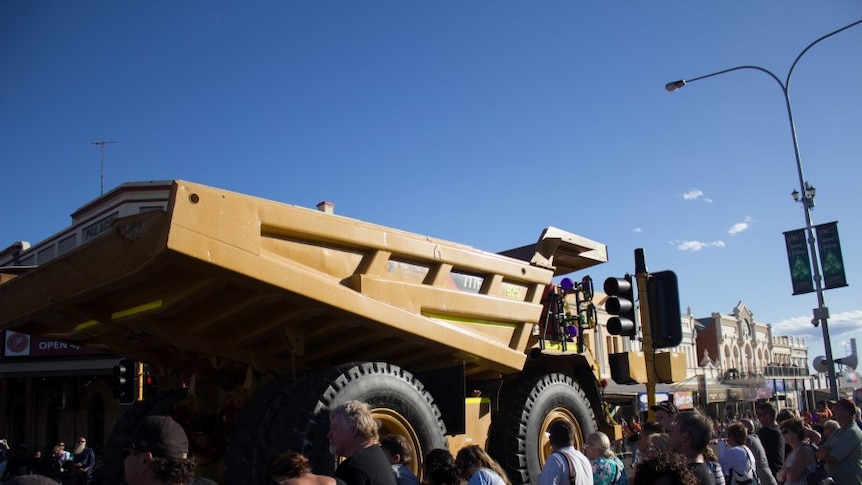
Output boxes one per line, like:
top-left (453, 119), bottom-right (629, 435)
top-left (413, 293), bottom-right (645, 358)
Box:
top-left (650, 401), bottom-right (677, 433)
top-left (755, 402), bottom-right (783, 481)
top-left (124, 415), bottom-right (197, 485)
top-left (815, 399), bottom-right (862, 485)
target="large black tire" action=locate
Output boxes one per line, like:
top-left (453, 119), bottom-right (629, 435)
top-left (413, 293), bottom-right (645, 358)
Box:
top-left (223, 374), bottom-right (313, 485)
top-left (224, 362), bottom-right (448, 485)
top-left (98, 388), bottom-right (189, 485)
top-left (488, 373), bottom-right (596, 485)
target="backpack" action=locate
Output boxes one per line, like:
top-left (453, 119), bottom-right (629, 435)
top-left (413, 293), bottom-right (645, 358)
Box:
top-left (553, 451), bottom-right (577, 485)
top-left (728, 446), bottom-right (759, 485)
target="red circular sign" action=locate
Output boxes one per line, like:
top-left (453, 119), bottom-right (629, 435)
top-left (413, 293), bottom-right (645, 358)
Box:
top-left (7, 333), bottom-right (29, 353)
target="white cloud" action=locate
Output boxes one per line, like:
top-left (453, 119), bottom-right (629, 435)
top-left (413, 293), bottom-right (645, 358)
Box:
top-left (728, 216), bottom-right (752, 235)
top-left (633, 227), bottom-right (642, 233)
top-left (676, 240), bottom-right (726, 251)
top-left (682, 189), bottom-right (713, 203)
top-left (774, 310), bottom-right (862, 336)
top-left (683, 189), bottom-right (704, 200)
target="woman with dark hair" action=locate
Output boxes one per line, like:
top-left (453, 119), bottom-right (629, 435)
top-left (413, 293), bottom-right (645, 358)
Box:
top-left (423, 449), bottom-right (458, 485)
top-left (633, 452), bottom-right (698, 485)
top-left (267, 452), bottom-right (345, 485)
top-left (776, 419), bottom-right (816, 485)
top-left (454, 445), bottom-right (510, 485)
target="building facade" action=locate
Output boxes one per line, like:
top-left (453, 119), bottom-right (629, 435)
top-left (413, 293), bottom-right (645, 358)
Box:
top-left (694, 301), bottom-right (811, 412)
top-left (594, 298), bottom-right (811, 419)
top-left (0, 181), bottom-right (172, 453)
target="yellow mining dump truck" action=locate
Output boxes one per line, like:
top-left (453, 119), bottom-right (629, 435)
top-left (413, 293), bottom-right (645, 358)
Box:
top-left (0, 180), bottom-right (614, 485)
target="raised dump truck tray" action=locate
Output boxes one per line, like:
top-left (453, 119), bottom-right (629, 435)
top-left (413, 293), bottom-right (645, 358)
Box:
top-left (0, 180), bottom-right (607, 380)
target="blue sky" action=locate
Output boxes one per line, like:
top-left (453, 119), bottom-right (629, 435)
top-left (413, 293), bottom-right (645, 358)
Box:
top-left (2, 2), bottom-right (861, 375)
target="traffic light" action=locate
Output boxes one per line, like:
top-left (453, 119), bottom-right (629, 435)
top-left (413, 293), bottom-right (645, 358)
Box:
top-left (604, 275), bottom-right (637, 338)
top-left (142, 365), bottom-right (158, 397)
top-left (647, 271), bottom-right (682, 349)
top-left (112, 358), bottom-right (136, 405)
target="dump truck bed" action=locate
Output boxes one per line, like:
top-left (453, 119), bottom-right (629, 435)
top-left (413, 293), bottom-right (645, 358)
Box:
top-left (0, 181), bottom-right (606, 379)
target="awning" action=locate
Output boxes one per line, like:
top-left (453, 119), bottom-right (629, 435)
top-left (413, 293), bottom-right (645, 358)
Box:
top-left (0, 357), bottom-right (118, 378)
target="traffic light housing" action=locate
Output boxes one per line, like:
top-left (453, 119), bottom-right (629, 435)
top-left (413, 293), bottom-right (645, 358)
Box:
top-left (142, 365), bottom-right (158, 397)
top-left (609, 351), bottom-right (647, 385)
top-left (112, 358), bottom-right (136, 404)
top-left (604, 275), bottom-right (637, 338)
top-left (654, 351), bottom-right (687, 383)
top-left (647, 271), bottom-right (682, 349)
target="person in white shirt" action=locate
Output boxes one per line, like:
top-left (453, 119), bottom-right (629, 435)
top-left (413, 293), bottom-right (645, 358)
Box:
top-left (539, 420), bottom-right (593, 485)
top-left (718, 423), bottom-right (756, 485)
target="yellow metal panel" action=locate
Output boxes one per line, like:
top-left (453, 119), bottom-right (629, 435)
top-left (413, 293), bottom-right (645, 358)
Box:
top-left (654, 352), bottom-right (687, 384)
top-left (609, 351), bottom-right (647, 384)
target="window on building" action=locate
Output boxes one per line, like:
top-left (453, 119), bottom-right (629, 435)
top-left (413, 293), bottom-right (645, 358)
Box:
top-left (58, 234), bottom-right (77, 255)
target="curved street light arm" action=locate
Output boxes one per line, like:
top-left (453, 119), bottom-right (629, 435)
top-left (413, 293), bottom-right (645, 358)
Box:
top-left (663, 18), bottom-right (862, 401)
top-left (787, 18), bottom-right (862, 90)
top-left (669, 65), bottom-right (784, 92)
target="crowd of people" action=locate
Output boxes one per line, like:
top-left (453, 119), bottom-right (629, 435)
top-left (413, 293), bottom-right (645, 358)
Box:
top-left (0, 436), bottom-right (95, 484)
top-left (620, 398), bottom-right (862, 485)
top-left (2, 397), bottom-right (860, 485)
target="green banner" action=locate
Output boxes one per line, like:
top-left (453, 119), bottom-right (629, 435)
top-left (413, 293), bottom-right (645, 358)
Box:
top-left (784, 228), bottom-right (814, 295)
top-left (815, 222), bottom-right (848, 290)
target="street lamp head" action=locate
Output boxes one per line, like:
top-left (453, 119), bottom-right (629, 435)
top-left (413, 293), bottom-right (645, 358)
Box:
top-left (665, 80), bottom-right (687, 92)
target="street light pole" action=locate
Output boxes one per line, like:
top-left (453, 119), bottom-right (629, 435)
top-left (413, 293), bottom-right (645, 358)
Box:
top-left (665, 18), bottom-right (862, 401)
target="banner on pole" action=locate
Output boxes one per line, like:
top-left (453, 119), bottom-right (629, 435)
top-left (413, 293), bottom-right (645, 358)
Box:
top-left (784, 228), bottom-right (814, 295)
top-left (815, 222), bottom-right (848, 290)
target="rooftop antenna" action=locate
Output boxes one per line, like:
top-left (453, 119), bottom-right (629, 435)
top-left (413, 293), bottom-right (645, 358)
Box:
top-left (90, 140), bottom-right (117, 196)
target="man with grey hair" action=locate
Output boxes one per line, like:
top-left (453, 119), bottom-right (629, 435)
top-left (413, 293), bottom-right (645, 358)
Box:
top-left (739, 419), bottom-right (777, 485)
top-left (820, 419), bottom-right (840, 445)
top-left (815, 399), bottom-right (862, 485)
top-left (328, 401), bottom-right (396, 485)
top-left (668, 410), bottom-right (716, 485)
